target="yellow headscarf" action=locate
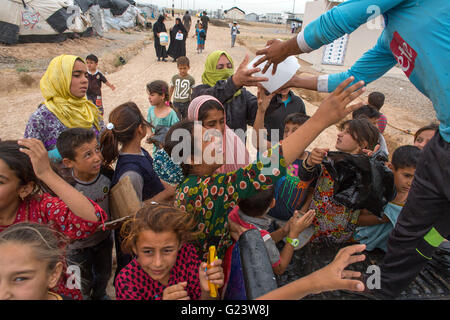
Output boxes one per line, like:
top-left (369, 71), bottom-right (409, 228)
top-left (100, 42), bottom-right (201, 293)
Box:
top-left (40, 54), bottom-right (101, 130)
top-left (202, 50), bottom-right (241, 98)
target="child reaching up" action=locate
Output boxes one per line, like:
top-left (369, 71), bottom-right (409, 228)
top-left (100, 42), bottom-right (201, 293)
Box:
top-left (115, 203), bottom-right (224, 300)
top-left (355, 145), bottom-right (421, 252)
top-left (0, 139), bottom-right (107, 299)
top-left (228, 187), bottom-right (315, 275)
top-left (298, 118), bottom-right (380, 243)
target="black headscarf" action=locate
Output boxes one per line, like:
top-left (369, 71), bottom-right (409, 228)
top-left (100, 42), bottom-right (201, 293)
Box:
top-left (172, 18), bottom-right (187, 35)
top-left (153, 15), bottom-right (167, 33)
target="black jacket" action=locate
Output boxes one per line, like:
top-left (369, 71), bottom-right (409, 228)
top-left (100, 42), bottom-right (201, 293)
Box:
top-left (192, 76), bottom-right (258, 138)
top-left (264, 90), bottom-right (306, 141)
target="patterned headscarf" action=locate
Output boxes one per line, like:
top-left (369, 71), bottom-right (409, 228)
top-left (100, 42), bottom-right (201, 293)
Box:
top-left (153, 148), bottom-right (185, 185)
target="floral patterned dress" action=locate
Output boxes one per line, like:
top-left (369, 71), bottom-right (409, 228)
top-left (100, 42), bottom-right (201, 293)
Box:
top-left (174, 144), bottom-right (287, 260)
top-left (24, 104), bottom-right (100, 152)
top-left (308, 167), bottom-right (360, 243)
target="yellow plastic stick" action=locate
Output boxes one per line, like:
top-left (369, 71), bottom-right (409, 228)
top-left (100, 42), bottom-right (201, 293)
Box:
top-left (207, 246), bottom-right (218, 298)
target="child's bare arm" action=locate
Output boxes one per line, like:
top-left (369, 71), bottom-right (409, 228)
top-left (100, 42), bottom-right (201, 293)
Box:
top-left (272, 210), bottom-right (315, 275)
top-left (253, 85), bottom-right (274, 151)
top-left (357, 209), bottom-right (389, 226)
top-left (105, 81), bottom-right (115, 90)
top-left (270, 223), bottom-right (290, 243)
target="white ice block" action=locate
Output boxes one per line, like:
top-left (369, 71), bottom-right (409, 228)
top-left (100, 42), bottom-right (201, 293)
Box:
top-left (248, 55), bottom-right (300, 93)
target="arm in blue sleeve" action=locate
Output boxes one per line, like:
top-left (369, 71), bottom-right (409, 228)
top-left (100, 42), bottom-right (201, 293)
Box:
top-left (302, 0), bottom-right (406, 51)
top-left (323, 35), bottom-right (398, 92)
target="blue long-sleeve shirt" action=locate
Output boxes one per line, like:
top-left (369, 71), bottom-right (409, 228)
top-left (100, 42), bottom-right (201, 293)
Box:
top-left (297, 0), bottom-right (450, 142)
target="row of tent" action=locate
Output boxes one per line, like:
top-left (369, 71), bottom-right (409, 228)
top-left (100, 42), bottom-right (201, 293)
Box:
top-left (0, 0), bottom-right (147, 44)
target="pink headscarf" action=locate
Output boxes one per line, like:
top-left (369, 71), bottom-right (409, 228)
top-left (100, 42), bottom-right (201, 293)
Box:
top-left (188, 95), bottom-right (250, 173)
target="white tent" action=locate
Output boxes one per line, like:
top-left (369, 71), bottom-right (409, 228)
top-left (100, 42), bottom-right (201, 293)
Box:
top-left (0, 0), bottom-right (146, 44)
top-left (0, 0), bottom-right (92, 44)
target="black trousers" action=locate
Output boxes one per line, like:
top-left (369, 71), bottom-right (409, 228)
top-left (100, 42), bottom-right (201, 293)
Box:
top-left (377, 131), bottom-right (450, 298)
top-left (69, 233), bottom-right (113, 300)
top-left (173, 101), bottom-right (190, 120)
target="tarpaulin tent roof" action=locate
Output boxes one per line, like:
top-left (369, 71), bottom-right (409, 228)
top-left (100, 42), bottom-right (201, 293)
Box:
top-left (97, 0), bottom-right (130, 16)
top-left (0, 0), bottom-right (92, 44)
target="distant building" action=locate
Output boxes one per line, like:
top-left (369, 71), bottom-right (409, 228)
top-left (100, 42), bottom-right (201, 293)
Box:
top-left (260, 12), bottom-right (283, 24)
top-left (224, 7), bottom-right (245, 20)
top-left (301, 0), bottom-right (382, 69)
top-left (245, 13), bottom-right (259, 22)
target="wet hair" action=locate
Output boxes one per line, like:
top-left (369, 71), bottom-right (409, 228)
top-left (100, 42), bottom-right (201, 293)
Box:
top-left (238, 187), bottom-right (274, 218)
top-left (352, 105), bottom-right (381, 120)
top-left (0, 222), bottom-right (68, 274)
top-left (100, 102), bottom-right (151, 167)
top-left (368, 92), bottom-right (385, 110)
top-left (284, 113), bottom-right (310, 126)
top-left (391, 145), bottom-right (421, 170)
top-left (0, 140), bottom-right (41, 198)
top-left (197, 99), bottom-right (224, 122)
top-left (164, 120), bottom-right (198, 177)
top-left (120, 203), bottom-right (201, 254)
top-left (414, 123), bottom-right (439, 142)
top-left (147, 80), bottom-right (171, 105)
top-left (57, 128), bottom-right (96, 161)
top-left (338, 118), bottom-right (380, 151)
top-left (176, 56), bottom-right (190, 67)
top-left (85, 54), bottom-right (98, 63)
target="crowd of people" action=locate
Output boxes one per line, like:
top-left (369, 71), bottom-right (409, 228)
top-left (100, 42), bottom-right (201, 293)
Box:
top-left (0, 0), bottom-right (448, 301)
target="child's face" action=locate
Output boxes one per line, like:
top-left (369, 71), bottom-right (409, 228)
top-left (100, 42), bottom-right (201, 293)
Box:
top-left (283, 122), bottom-right (299, 140)
top-left (392, 166), bottom-right (416, 194)
top-left (63, 139), bottom-right (102, 181)
top-left (335, 124), bottom-right (363, 154)
top-left (414, 129), bottom-right (435, 150)
top-left (148, 91), bottom-right (165, 107)
top-left (85, 59), bottom-right (98, 73)
top-left (70, 60), bottom-right (89, 99)
top-left (0, 159), bottom-right (33, 211)
top-left (0, 243), bottom-right (62, 300)
top-left (134, 229), bottom-right (181, 286)
top-left (177, 65), bottom-right (190, 77)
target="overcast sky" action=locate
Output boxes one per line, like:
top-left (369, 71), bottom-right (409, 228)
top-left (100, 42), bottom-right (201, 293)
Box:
top-left (138, 0), bottom-right (309, 15)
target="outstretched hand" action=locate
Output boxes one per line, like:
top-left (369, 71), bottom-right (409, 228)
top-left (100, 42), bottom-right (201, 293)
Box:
top-left (312, 76), bottom-right (366, 127)
top-left (256, 84), bottom-right (275, 113)
top-left (253, 37), bottom-right (299, 75)
top-left (311, 244), bottom-right (367, 294)
top-left (232, 54), bottom-right (269, 88)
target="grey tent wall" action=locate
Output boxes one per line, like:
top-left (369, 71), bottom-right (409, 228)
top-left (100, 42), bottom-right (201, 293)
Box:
top-left (238, 229), bottom-right (278, 299)
top-left (0, 21), bottom-right (19, 44)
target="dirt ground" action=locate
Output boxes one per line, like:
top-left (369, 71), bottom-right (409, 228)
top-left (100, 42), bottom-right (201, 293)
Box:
top-left (0, 19), bottom-right (438, 299)
top-left (0, 20), bottom-right (437, 153)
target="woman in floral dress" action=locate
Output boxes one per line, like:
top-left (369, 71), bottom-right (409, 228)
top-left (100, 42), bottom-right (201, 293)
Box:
top-left (164, 77), bottom-right (366, 259)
